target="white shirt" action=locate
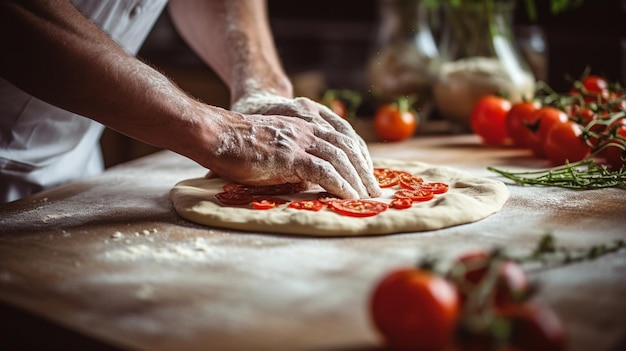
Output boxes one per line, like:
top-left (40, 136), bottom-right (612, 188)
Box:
top-left (0, 0), bottom-right (168, 203)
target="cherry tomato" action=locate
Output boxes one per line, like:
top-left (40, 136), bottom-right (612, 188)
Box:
top-left (526, 107), bottom-right (569, 158)
top-left (328, 98), bottom-right (347, 118)
top-left (287, 200), bottom-right (324, 212)
top-left (394, 189), bottom-right (435, 202)
top-left (374, 101), bottom-right (417, 142)
top-left (543, 121), bottom-right (591, 166)
top-left (215, 191), bottom-right (253, 206)
top-left (470, 95), bottom-right (512, 145)
top-left (505, 101), bottom-right (540, 148)
top-left (370, 268), bottom-right (460, 351)
top-left (390, 197), bottom-right (413, 209)
top-left (571, 75), bottom-right (610, 103)
top-left (451, 251), bottom-right (528, 309)
top-left (330, 199), bottom-right (388, 217)
top-left (604, 124), bottom-right (626, 169)
top-left (498, 301), bottom-right (567, 351)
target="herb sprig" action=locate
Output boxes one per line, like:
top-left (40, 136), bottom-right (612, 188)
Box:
top-left (488, 159), bottom-right (626, 189)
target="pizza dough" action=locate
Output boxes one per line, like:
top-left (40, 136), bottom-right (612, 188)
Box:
top-left (170, 158), bottom-right (509, 236)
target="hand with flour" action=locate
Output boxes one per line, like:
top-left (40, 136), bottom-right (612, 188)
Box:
top-left (169, 0), bottom-right (382, 199)
top-left (0, 0), bottom-right (381, 202)
top-left (197, 94), bottom-right (379, 199)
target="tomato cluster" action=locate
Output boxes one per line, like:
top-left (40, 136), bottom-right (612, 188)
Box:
top-left (470, 74), bottom-right (626, 168)
top-left (369, 250), bottom-right (566, 351)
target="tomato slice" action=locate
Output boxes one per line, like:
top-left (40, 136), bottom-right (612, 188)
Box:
top-left (288, 200), bottom-right (324, 212)
top-left (215, 191), bottom-right (253, 206)
top-left (390, 198), bottom-right (413, 209)
top-left (223, 182), bottom-right (305, 196)
top-left (398, 173), bottom-right (424, 190)
top-left (420, 182), bottom-right (449, 194)
top-left (330, 199), bottom-right (388, 217)
top-left (251, 196), bottom-right (288, 210)
top-left (373, 167), bottom-right (399, 188)
top-left (317, 192), bottom-right (341, 204)
top-left (394, 189), bottom-right (434, 202)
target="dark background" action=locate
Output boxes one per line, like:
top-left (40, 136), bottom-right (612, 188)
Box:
top-left (101, 0), bottom-right (626, 167)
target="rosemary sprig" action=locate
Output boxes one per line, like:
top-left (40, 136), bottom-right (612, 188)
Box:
top-left (488, 159), bottom-right (626, 189)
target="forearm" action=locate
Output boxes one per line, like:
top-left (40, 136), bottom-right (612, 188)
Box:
top-left (0, 0), bottom-right (219, 163)
top-left (168, 0), bottom-right (293, 105)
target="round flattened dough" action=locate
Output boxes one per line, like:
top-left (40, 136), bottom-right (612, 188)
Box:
top-left (170, 158), bottom-right (509, 236)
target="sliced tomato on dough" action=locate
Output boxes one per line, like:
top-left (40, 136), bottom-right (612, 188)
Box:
top-left (329, 199), bottom-right (388, 217)
top-left (373, 167), bottom-right (399, 188)
top-left (394, 189), bottom-right (434, 202)
top-left (288, 200), bottom-right (325, 212)
top-left (317, 192), bottom-right (341, 204)
top-left (398, 173), bottom-right (424, 190)
top-left (223, 182), bottom-right (306, 196)
top-left (420, 182), bottom-right (449, 194)
top-left (390, 197), bottom-right (413, 209)
top-left (215, 191), bottom-right (253, 206)
top-left (251, 196), bottom-right (288, 210)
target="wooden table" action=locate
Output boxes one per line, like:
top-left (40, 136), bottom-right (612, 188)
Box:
top-left (1, 135), bottom-right (625, 351)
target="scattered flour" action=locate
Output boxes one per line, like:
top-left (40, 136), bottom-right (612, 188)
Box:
top-left (103, 237), bottom-right (217, 263)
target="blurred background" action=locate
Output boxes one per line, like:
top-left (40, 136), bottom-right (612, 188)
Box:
top-left (101, 0), bottom-right (626, 168)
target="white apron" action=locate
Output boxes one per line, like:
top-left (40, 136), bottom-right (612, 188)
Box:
top-left (0, 0), bottom-right (168, 203)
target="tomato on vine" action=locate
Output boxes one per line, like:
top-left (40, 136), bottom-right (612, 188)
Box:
top-left (470, 95), bottom-right (512, 145)
top-left (543, 121), bottom-right (591, 166)
top-left (505, 101), bottom-right (540, 148)
top-left (374, 98), bottom-right (417, 142)
top-left (526, 107), bottom-right (569, 158)
top-left (370, 268), bottom-right (460, 351)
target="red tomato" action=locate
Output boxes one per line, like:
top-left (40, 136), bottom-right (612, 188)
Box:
top-left (420, 182), bottom-right (449, 194)
top-left (526, 107), bottom-right (569, 158)
top-left (505, 101), bottom-right (540, 148)
top-left (374, 103), bottom-right (417, 142)
top-left (604, 124), bottom-right (626, 169)
top-left (451, 251), bottom-right (528, 309)
top-left (499, 301), bottom-right (567, 351)
top-left (543, 121), bottom-right (591, 166)
top-left (374, 167), bottom-right (400, 188)
top-left (398, 173), bottom-right (424, 190)
top-left (394, 189), bottom-right (435, 202)
top-left (571, 75), bottom-right (610, 103)
top-left (287, 200), bottom-right (324, 211)
top-left (223, 182), bottom-right (306, 196)
top-left (329, 199), bottom-right (388, 217)
top-left (251, 196), bottom-right (288, 210)
top-left (328, 98), bottom-right (347, 118)
top-left (215, 191), bottom-right (253, 206)
top-left (470, 95), bottom-right (512, 145)
top-left (317, 192), bottom-right (341, 204)
top-left (370, 268), bottom-right (460, 351)
top-left (390, 197), bottom-right (413, 209)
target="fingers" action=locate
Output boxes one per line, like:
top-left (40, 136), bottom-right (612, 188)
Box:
top-left (317, 103), bottom-right (375, 170)
top-left (313, 131), bottom-right (382, 198)
top-left (293, 155), bottom-right (360, 200)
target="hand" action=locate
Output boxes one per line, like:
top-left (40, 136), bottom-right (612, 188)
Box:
top-left (229, 92), bottom-right (382, 198)
top-left (204, 104), bottom-right (381, 199)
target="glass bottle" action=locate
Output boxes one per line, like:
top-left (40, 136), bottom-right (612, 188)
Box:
top-left (366, 0), bottom-right (442, 116)
top-left (433, 0), bottom-right (536, 130)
